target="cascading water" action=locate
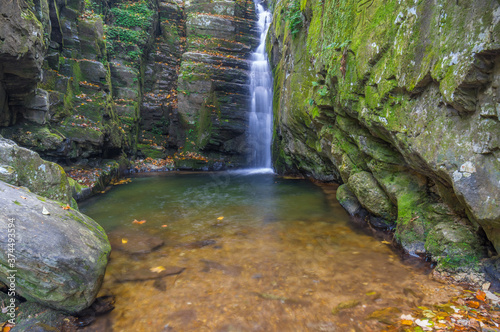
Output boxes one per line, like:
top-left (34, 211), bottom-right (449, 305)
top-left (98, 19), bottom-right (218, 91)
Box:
top-left (248, 0), bottom-right (273, 171)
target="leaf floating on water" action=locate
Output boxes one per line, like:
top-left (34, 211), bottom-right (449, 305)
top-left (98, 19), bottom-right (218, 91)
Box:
top-left (132, 219), bottom-right (146, 224)
top-left (42, 206), bottom-right (50, 215)
top-left (381, 240), bottom-right (391, 245)
top-left (217, 216), bottom-right (224, 220)
top-left (161, 225), bottom-right (168, 228)
top-left (121, 238), bottom-right (128, 244)
top-left (401, 319), bottom-right (413, 326)
top-left (150, 266), bottom-right (166, 273)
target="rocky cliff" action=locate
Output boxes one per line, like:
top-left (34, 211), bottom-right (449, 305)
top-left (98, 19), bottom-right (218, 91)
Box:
top-left (268, 0), bottom-right (500, 272)
top-left (0, 0), bottom-right (259, 168)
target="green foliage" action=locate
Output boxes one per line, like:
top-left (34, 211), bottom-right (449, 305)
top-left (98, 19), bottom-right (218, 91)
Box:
top-left (104, 0), bottom-right (154, 63)
top-left (285, 0), bottom-right (303, 39)
top-left (110, 3), bottom-right (153, 29)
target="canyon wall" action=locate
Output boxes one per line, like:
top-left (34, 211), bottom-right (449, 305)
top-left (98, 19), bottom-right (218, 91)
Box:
top-left (268, 0), bottom-right (500, 270)
top-left (0, 0), bottom-right (258, 167)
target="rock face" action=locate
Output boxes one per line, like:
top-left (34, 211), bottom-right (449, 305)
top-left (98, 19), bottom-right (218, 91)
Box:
top-left (0, 180), bottom-right (111, 313)
top-left (0, 0), bottom-right (261, 168)
top-left (268, 0), bottom-right (500, 267)
top-left (0, 0), bottom-right (126, 163)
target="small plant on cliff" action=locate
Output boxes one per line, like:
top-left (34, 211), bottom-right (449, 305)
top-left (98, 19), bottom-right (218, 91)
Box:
top-left (286, 0), bottom-right (303, 39)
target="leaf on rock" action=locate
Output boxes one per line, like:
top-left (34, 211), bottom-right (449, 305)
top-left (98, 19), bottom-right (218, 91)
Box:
top-left (42, 206), bottom-right (50, 215)
top-left (62, 204), bottom-right (71, 210)
top-left (150, 266), bottom-right (166, 273)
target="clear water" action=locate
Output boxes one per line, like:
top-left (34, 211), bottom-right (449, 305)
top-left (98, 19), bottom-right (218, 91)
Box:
top-left (248, 1), bottom-right (273, 169)
top-left (80, 172), bottom-right (461, 331)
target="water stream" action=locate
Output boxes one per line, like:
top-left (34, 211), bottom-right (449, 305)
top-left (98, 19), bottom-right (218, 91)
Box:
top-left (248, 0), bottom-right (273, 170)
top-left (80, 172), bottom-right (461, 331)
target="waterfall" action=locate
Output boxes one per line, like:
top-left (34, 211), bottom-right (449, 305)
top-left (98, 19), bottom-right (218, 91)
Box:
top-left (248, 0), bottom-right (273, 171)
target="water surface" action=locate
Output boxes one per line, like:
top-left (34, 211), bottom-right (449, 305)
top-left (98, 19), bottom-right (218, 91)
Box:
top-left (81, 172), bottom-right (460, 331)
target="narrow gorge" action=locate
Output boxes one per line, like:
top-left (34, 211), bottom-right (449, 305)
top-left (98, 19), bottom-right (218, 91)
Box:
top-left (0, 0), bottom-right (499, 330)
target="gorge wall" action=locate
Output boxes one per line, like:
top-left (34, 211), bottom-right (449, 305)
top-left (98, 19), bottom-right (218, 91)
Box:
top-left (0, 0), bottom-right (258, 167)
top-left (268, 0), bottom-right (500, 271)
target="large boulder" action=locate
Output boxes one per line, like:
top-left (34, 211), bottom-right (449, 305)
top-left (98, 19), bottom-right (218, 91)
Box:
top-left (0, 180), bottom-right (111, 313)
top-left (0, 136), bottom-right (72, 204)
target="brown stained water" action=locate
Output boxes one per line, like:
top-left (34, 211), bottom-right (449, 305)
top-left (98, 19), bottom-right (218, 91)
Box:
top-left (80, 172), bottom-right (462, 331)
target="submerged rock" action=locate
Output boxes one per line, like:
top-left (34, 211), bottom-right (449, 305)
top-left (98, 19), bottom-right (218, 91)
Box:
top-left (108, 229), bottom-right (165, 254)
top-left (0, 180), bottom-right (111, 313)
top-left (114, 266), bottom-right (185, 283)
top-left (200, 259), bottom-right (243, 276)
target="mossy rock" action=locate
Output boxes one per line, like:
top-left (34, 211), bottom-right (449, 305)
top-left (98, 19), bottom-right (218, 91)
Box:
top-left (425, 222), bottom-right (486, 271)
top-left (348, 171), bottom-right (396, 222)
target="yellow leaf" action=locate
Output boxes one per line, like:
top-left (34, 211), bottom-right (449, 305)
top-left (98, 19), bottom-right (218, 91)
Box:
top-left (122, 238), bottom-right (128, 244)
top-left (401, 320), bottom-right (413, 326)
top-left (217, 216), bottom-right (224, 220)
top-left (150, 266), bottom-right (165, 273)
top-left (381, 240), bottom-right (391, 244)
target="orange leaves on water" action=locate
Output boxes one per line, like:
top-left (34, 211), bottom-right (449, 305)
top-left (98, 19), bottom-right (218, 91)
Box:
top-left (132, 219), bottom-right (146, 225)
top-left (161, 225), bottom-right (168, 228)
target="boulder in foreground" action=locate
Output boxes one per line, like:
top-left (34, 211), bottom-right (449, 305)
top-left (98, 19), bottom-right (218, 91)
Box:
top-left (0, 180), bottom-right (111, 313)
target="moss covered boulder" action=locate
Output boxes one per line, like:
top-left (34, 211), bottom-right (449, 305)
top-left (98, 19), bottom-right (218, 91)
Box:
top-left (0, 136), bottom-right (71, 204)
top-left (0, 180), bottom-right (111, 313)
top-left (348, 171), bottom-right (397, 222)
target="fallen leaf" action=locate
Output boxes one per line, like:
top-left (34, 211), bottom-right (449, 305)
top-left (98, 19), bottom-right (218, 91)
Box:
top-left (401, 319), bottom-right (413, 326)
top-left (476, 290), bottom-right (486, 302)
top-left (161, 225), bottom-right (168, 228)
top-left (381, 240), bottom-right (391, 244)
top-left (467, 300), bottom-right (480, 309)
top-left (20, 196), bottom-right (27, 200)
top-left (132, 219), bottom-right (146, 224)
top-left (150, 266), bottom-right (166, 273)
top-left (122, 238), bottom-right (128, 244)
top-left (62, 204), bottom-right (71, 210)
top-left (42, 206), bottom-right (50, 215)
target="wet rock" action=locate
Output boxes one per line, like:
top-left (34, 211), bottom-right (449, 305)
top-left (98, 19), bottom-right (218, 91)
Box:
top-left (336, 184), bottom-right (363, 216)
top-left (76, 295), bottom-right (115, 328)
top-left (108, 230), bottom-right (165, 254)
top-left (200, 259), bottom-right (243, 276)
top-left (0, 181), bottom-right (111, 313)
top-left (114, 266), bottom-right (185, 283)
